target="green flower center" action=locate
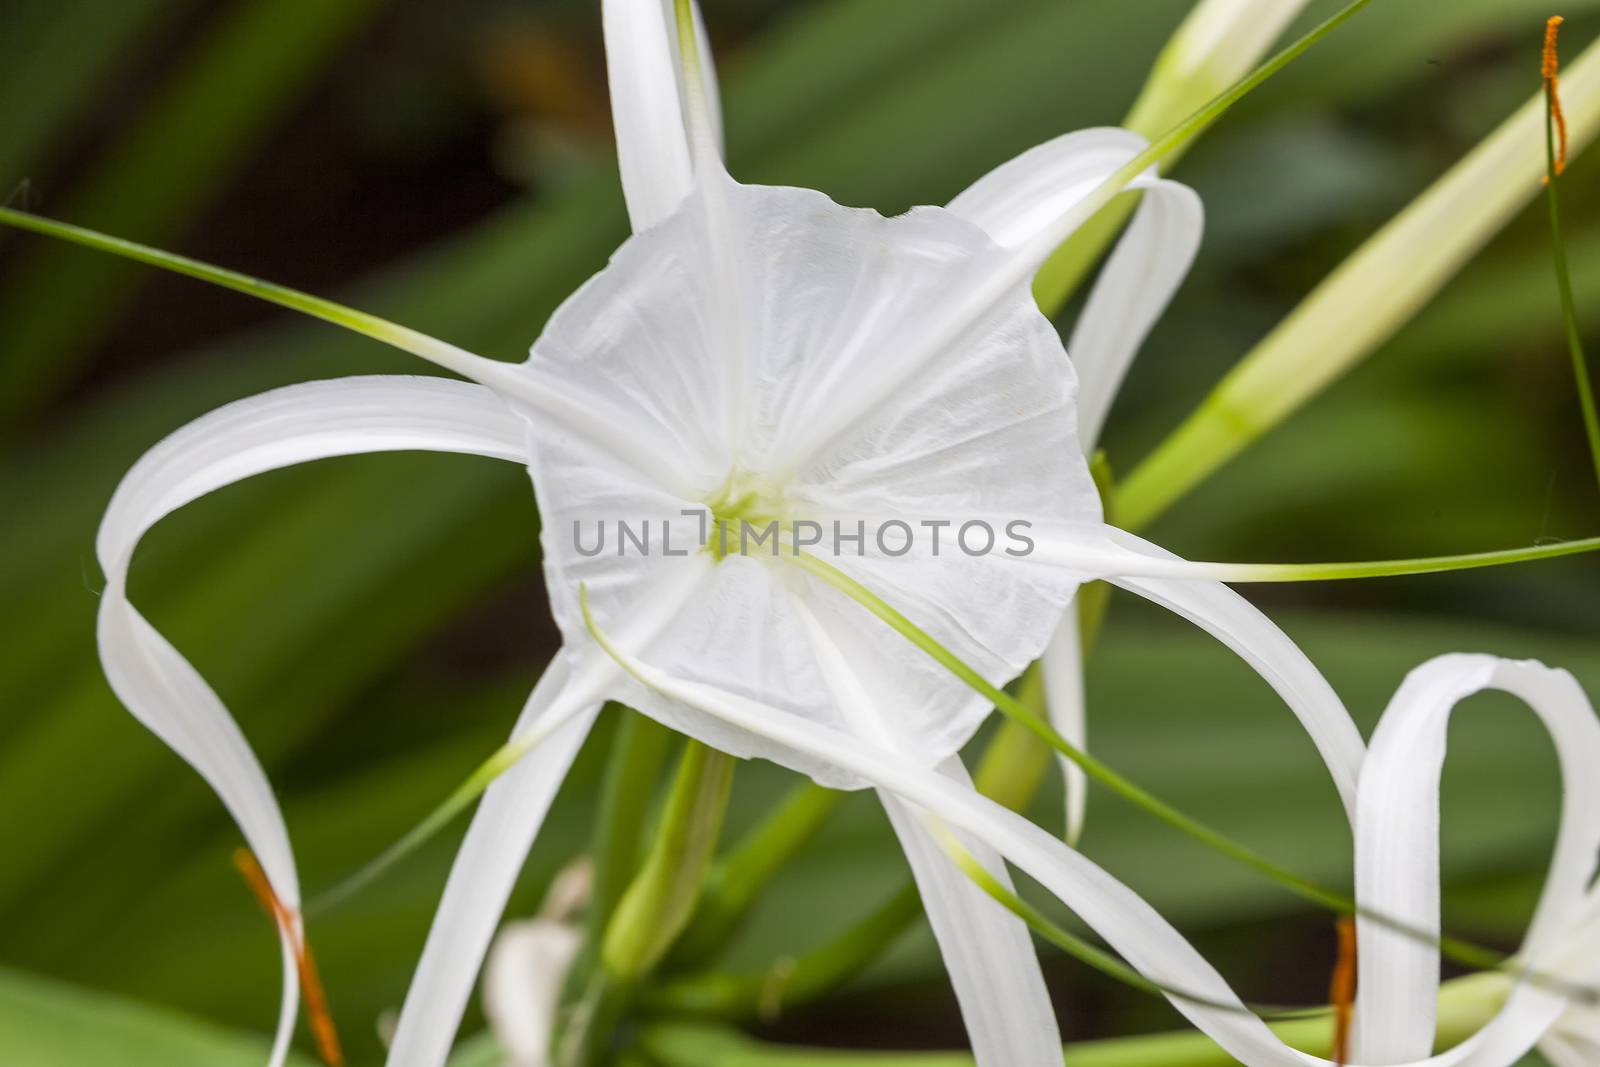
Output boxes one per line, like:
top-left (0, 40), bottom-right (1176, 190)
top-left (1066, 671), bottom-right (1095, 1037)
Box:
top-left (703, 468), bottom-right (792, 561)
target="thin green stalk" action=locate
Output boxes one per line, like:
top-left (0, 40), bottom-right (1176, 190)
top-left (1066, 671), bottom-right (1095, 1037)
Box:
top-left (670, 784), bottom-right (846, 969)
top-left (1197, 535), bottom-right (1600, 582)
top-left (0, 207), bottom-right (511, 388)
top-left (1546, 70), bottom-right (1600, 495)
top-left (640, 972), bottom-right (1511, 1067)
top-left (305, 721), bottom-right (567, 917)
top-left (929, 822), bottom-right (1323, 1022)
top-left (1038, 0), bottom-right (1374, 250)
top-left (970, 668), bottom-right (1056, 814)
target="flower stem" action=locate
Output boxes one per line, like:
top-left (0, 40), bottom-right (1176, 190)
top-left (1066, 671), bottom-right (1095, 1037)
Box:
top-left (669, 783), bottom-right (845, 969)
top-left (603, 740), bottom-right (736, 981)
top-left (1545, 39), bottom-right (1600, 496)
top-left (575, 709), bottom-right (674, 985)
top-left (646, 884), bottom-right (922, 1021)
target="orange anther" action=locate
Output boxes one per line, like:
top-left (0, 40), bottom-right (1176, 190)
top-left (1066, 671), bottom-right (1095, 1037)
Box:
top-left (1329, 916), bottom-right (1357, 1067)
top-left (234, 850), bottom-right (345, 1067)
top-left (1544, 15), bottom-right (1569, 181)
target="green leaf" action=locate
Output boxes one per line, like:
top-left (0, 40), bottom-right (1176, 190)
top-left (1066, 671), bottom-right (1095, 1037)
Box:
top-left (0, 966), bottom-right (315, 1067)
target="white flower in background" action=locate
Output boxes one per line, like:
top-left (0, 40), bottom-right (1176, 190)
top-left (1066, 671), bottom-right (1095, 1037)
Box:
top-left (481, 862), bottom-right (591, 1067)
top-left (69, 1), bottom-right (1373, 1065)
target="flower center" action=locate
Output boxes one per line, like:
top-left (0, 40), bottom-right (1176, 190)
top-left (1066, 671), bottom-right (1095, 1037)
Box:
top-left (703, 467), bottom-right (791, 561)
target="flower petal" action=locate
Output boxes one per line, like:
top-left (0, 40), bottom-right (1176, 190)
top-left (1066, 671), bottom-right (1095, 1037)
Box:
top-left (602, 0), bottom-right (721, 233)
top-left (1068, 178), bottom-right (1202, 448)
top-left (1040, 611), bottom-right (1088, 844)
top-left (883, 779), bottom-right (1065, 1067)
top-left (95, 375), bottom-right (529, 1065)
top-left (387, 653), bottom-right (606, 1067)
top-left (793, 596), bottom-right (1062, 1066)
top-left (945, 128), bottom-right (1147, 252)
top-left (1352, 655), bottom-right (1600, 1065)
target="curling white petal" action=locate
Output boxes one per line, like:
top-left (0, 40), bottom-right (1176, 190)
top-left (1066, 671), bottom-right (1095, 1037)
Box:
top-left (1009, 524), bottom-right (1365, 816)
top-left (1352, 656), bottom-right (1600, 1065)
top-left (794, 596), bottom-right (1061, 1066)
top-left (94, 375), bottom-right (529, 1065)
top-left (602, 0), bottom-right (721, 232)
top-left (483, 920), bottom-right (583, 1067)
top-left (1107, 572), bottom-right (1363, 821)
top-left (1069, 179), bottom-right (1203, 448)
top-left (946, 128), bottom-right (1147, 253)
top-left (1040, 611), bottom-right (1088, 844)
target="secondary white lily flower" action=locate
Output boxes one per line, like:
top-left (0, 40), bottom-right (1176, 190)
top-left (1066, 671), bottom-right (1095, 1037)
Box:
top-left (81, 2), bottom-right (1369, 1065)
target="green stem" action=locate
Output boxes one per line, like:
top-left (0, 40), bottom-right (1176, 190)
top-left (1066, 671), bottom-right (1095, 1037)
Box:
top-left (647, 885), bottom-right (922, 1021)
top-left (577, 709), bottom-right (674, 985)
top-left (1199, 535), bottom-right (1600, 582)
top-left (639, 972), bottom-right (1510, 1067)
top-left (603, 740), bottom-right (737, 981)
top-left (654, 664), bottom-right (1064, 1021)
top-left (670, 784), bottom-right (846, 969)
top-left (1546, 83), bottom-right (1600, 495)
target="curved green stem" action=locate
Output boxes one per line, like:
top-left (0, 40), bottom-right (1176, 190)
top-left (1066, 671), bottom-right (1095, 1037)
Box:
top-left (1198, 535), bottom-right (1600, 582)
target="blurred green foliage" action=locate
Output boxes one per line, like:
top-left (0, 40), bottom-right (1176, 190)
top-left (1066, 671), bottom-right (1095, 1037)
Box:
top-left (0, 0), bottom-right (1597, 1063)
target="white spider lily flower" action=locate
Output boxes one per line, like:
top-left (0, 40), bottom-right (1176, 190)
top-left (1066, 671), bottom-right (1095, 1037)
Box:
top-left (81, 3), bottom-right (1371, 1065)
top-left (1351, 655), bottom-right (1600, 1067)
